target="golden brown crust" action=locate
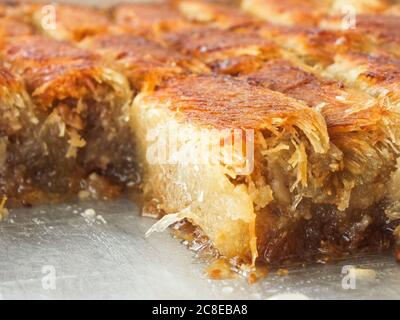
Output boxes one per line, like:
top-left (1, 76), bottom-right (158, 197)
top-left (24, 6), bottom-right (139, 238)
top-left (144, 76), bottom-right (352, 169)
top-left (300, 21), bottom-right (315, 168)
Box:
top-left (1, 36), bottom-right (105, 107)
top-left (143, 74), bottom-right (327, 134)
top-left (320, 14), bottom-right (400, 57)
top-left (0, 0), bottom-right (398, 266)
top-left (241, 59), bottom-right (391, 132)
top-left (112, 2), bottom-right (190, 36)
top-left (255, 24), bottom-right (372, 65)
top-left (0, 34), bottom-right (135, 205)
top-left (164, 27), bottom-right (273, 54)
top-left (163, 27), bottom-right (279, 74)
top-left (338, 51), bottom-right (400, 87)
top-left (81, 34), bottom-right (203, 90)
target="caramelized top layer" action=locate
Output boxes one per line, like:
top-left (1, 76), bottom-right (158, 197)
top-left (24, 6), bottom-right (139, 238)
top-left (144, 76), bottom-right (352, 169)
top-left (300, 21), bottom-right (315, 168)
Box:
top-left (83, 34), bottom-right (189, 67)
top-left (2, 36), bottom-right (97, 67)
top-left (176, 0), bottom-right (257, 28)
top-left (142, 74), bottom-right (329, 152)
top-left (337, 51), bottom-right (400, 87)
top-left (165, 26), bottom-right (274, 54)
top-left (32, 3), bottom-right (112, 41)
top-left (112, 2), bottom-right (190, 35)
top-left (242, 59), bottom-right (388, 132)
top-left (320, 14), bottom-right (400, 56)
top-left (1, 36), bottom-right (106, 107)
top-left (256, 24), bottom-right (371, 65)
top-left (163, 27), bottom-right (279, 73)
top-left (82, 34), bottom-right (201, 89)
top-left (323, 14), bottom-right (400, 40)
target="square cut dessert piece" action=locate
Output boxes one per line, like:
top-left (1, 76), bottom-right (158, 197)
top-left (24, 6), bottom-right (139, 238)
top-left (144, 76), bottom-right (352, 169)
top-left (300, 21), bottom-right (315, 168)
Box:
top-left (162, 27), bottom-right (280, 75)
top-left (0, 64), bottom-right (46, 206)
top-left (243, 18), bottom-right (400, 68)
top-left (240, 59), bottom-right (400, 215)
top-left (0, 0), bottom-right (396, 266)
top-left (111, 2), bottom-right (191, 38)
top-left (80, 34), bottom-right (208, 92)
top-left (0, 64), bottom-right (40, 205)
top-left (132, 73), bottom-right (387, 264)
top-left (174, 0), bottom-right (259, 29)
top-left (0, 36), bottom-right (135, 205)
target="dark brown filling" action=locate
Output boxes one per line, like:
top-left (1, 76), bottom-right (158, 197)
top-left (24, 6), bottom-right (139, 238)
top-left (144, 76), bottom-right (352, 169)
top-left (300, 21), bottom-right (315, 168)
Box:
top-left (257, 200), bottom-right (398, 266)
top-left (0, 96), bottom-right (138, 207)
top-left (78, 99), bottom-right (138, 186)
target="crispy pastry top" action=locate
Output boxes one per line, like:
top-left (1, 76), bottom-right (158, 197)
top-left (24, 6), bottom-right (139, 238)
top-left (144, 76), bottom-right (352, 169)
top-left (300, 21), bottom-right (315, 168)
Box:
top-left (163, 27), bottom-right (279, 74)
top-left (84, 35), bottom-right (193, 75)
top-left (338, 51), bottom-right (400, 86)
top-left (1, 36), bottom-right (106, 107)
top-left (256, 24), bottom-right (371, 65)
top-left (164, 26), bottom-right (275, 54)
top-left (259, 24), bottom-right (367, 50)
top-left (241, 59), bottom-right (389, 132)
top-left (82, 34), bottom-right (203, 89)
top-left (322, 14), bottom-right (400, 45)
top-left (2, 36), bottom-right (97, 68)
top-left (141, 74), bottom-right (329, 152)
top-left (84, 34), bottom-right (188, 66)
